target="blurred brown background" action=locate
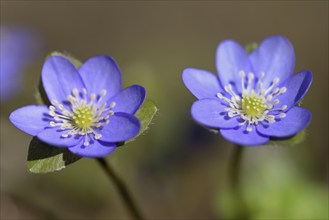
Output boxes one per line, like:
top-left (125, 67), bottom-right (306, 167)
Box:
top-left (1, 1), bottom-right (328, 219)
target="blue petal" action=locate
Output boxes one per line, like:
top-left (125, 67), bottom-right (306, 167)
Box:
top-left (220, 126), bottom-right (269, 146)
top-left (79, 56), bottom-right (122, 101)
top-left (257, 107), bottom-right (311, 138)
top-left (9, 105), bottom-right (50, 136)
top-left (99, 112), bottom-right (140, 142)
top-left (191, 99), bottom-right (240, 128)
top-left (278, 70), bottom-right (312, 109)
top-left (69, 140), bottom-right (116, 158)
top-left (108, 85), bottom-right (146, 114)
top-left (182, 68), bottom-right (223, 99)
top-left (249, 36), bottom-right (295, 89)
top-left (42, 56), bottom-right (85, 103)
top-left (37, 128), bottom-right (81, 147)
top-left (216, 40), bottom-right (252, 93)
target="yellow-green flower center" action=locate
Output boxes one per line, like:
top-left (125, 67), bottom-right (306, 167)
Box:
top-left (241, 94), bottom-right (266, 117)
top-left (72, 106), bottom-right (94, 128)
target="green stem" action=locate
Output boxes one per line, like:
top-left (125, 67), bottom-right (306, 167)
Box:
top-left (230, 145), bottom-right (244, 189)
top-left (97, 158), bottom-right (144, 220)
top-left (230, 144), bottom-right (249, 220)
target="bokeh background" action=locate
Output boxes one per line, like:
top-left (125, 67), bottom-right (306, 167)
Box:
top-left (1, 1), bottom-right (328, 219)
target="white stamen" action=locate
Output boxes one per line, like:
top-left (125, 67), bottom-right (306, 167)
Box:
top-left (266, 95), bottom-right (273, 101)
top-left (246, 124), bottom-right (252, 132)
top-left (239, 70), bottom-right (246, 91)
top-left (272, 88), bottom-right (280, 94)
top-left (51, 100), bottom-right (59, 106)
top-left (281, 105), bottom-right (287, 110)
top-left (49, 111), bottom-right (56, 117)
top-left (280, 87), bottom-right (287, 94)
top-left (272, 99), bottom-right (280, 105)
top-left (94, 133), bottom-right (102, 139)
top-left (109, 102), bottom-right (116, 108)
top-left (246, 72), bottom-right (254, 91)
top-left (101, 89), bottom-right (107, 97)
top-left (248, 72), bottom-right (254, 81)
top-left (72, 88), bottom-right (79, 97)
top-left (90, 93), bottom-right (96, 102)
top-left (217, 93), bottom-right (224, 99)
top-left (273, 77), bottom-right (280, 84)
top-left (259, 72), bottom-right (265, 79)
top-left (50, 121), bottom-right (57, 127)
top-left (279, 113), bottom-right (286, 118)
top-left (239, 70), bottom-right (245, 78)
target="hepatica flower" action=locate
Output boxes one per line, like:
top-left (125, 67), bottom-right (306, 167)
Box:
top-left (10, 55), bottom-right (146, 157)
top-left (0, 26), bottom-right (40, 100)
top-left (183, 36), bottom-right (312, 146)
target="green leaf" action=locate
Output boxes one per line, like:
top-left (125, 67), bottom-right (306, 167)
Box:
top-left (245, 42), bottom-right (258, 54)
top-left (46, 51), bottom-right (82, 68)
top-left (118, 99), bottom-right (158, 146)
top-left (27, 137), bottom-right (82, 173)
top-left (267, 130), bottom-right (306, 147)
top-left (134, 99), bottom-right (158, 137)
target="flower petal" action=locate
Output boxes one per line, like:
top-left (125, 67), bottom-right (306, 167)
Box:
top-left (191, 99), bottom-right (240, 128)
top-left (99, 112), bottom-right (140, 142)
top-left (182, 68), bottom-right (223, 99)
top-left (278, 70), bottom-right (313, 109)
top-left (220, 126), bottom-right (269, 146)
top-left (9, 105), bottom-right (50, 136)
top-left (108, 85), bottom-right (146, 114)
top-left (216, 40), bottom-right (252, 92)
top-left (37, 128), bottom-right (81, 147)
top-left (69, 140), bottom-right (116, 158)
top-left (42, 56), bottom-right (85, 103)
top-left (257, 106), bottom-right (311, 138)
top-left (249, 36), bottom-right (295, 88)
top-left (79, 56), bottom-right (122, 101)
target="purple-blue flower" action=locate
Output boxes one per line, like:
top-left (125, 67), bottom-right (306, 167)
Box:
top-left (10, 55), bottom-right (146, 157)
top-left (0, 26), bottom-right (41, 100)
top-left (183, 36), bottom-right (312, 146)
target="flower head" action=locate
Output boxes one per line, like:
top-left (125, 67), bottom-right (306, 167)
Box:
top-left (0, 26), bottom-right (41, 100)
top-left (10, 55), bottom-right (146, 157)
top-left (183, 36), bottom-right (312, 146)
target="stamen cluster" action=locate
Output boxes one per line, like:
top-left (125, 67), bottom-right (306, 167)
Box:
top-left (217, 71), bottom-right (287, 132)
top-left (49, 88), bottom-right (116, 146)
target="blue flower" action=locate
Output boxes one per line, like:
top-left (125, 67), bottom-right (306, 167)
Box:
top-left (183, 36), bottom-right (312, 146)
top-left (10, 55), bottom-right (146, 157)
top-left (0, 26), bottom-right (40, 100)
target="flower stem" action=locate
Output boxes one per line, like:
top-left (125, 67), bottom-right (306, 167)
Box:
top-left (231, 145), bottom-right (244, 188)
top-left (97, 158), bottom-right (144, 220)
top-left (230, 144), bottom-right (249, 219)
